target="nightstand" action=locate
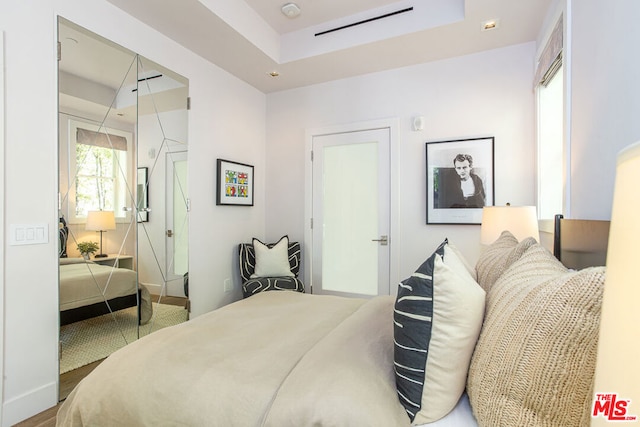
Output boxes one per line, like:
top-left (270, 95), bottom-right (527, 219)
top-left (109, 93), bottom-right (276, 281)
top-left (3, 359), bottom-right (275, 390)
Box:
top-left (92, 255), bottom-right (133, 270)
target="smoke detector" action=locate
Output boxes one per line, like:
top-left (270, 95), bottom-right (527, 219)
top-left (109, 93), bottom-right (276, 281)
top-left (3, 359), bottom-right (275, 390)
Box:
top-left (281, 3), bottom-right (301, 19)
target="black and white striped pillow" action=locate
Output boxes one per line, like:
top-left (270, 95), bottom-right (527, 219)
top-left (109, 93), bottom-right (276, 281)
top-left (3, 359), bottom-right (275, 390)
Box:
top-left (393, 239), bottom-right (485, 424)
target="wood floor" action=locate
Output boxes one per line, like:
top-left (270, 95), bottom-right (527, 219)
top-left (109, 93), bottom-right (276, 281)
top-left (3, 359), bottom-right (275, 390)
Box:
top-left (15, 296), bottom-right (188, 426)
top-left (13, 405), bottom-right (59, 427)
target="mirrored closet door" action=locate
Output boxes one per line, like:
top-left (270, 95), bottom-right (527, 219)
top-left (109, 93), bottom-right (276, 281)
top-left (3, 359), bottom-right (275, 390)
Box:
top-left (57, 17), bottom-right (189, 397)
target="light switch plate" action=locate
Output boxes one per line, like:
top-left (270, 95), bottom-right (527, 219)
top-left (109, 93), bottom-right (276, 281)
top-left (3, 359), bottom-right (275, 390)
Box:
top-left (10, 223), bottom-right (49, 245)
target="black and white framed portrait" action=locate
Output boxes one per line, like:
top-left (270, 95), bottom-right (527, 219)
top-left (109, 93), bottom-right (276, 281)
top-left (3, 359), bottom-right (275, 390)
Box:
top-left (426, 137), bottom-right (495, 224)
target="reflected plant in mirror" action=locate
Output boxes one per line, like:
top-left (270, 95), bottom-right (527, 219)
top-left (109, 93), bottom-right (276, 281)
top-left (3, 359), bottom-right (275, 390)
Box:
top-left (57, 17), bottom-right (189, 399)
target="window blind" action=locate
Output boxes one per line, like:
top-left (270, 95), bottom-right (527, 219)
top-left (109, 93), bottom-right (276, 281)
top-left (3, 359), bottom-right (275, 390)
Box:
top-left (534, 16), bottom-right (563, 87)
top-left (76, 128), bottom-right (127, 151)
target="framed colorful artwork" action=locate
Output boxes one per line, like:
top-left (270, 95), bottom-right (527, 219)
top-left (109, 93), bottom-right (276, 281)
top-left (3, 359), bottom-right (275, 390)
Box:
top-left (216, 159), bottom-right (254, 206)
top-left (426, 137), bottom-right (495, 224)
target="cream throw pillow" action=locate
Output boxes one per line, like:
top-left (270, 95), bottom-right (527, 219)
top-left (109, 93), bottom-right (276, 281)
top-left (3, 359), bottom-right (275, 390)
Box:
top-left (467, 243), bottom-right (605, 427)
top-left (475, 230), bottom-right (537, 292)
top-left (250, 236), bottom-right (294, 278)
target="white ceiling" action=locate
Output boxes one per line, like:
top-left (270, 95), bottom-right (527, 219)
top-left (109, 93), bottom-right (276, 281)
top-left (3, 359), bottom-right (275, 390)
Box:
top-left (103, 0), bottom-right (551, 94)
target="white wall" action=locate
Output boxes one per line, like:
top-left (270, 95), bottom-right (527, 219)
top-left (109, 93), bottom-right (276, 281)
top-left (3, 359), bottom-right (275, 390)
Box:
top-left (266, 42), bottom-right (537, 279)
top-left (0, 30), bottom-right (5, 425)
top-left (568, 0), bottom-right (640, 219)
top-left (0, 1), bottom-right (266, 425)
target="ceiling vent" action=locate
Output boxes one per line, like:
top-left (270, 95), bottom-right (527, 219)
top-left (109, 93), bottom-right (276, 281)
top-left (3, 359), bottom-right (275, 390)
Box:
top-left (315, 7), bottom-right (414, 37)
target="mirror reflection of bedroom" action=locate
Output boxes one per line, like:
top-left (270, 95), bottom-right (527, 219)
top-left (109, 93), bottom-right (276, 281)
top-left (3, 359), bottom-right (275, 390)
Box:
top-left (57, 17), bottom-right (190, 399)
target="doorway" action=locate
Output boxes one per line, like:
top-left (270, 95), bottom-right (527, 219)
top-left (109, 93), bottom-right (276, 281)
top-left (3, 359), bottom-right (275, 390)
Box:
top-left (165, 150), bottom-right (189, 296)
top-left (310, 125), bottom-right (395, 297)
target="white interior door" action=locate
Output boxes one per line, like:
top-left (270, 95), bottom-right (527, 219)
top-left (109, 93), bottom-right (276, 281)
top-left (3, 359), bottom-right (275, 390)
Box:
top-left (165, 151), bottom-right (188, 296)
top-left (312, 128), bottom-right (390, 297)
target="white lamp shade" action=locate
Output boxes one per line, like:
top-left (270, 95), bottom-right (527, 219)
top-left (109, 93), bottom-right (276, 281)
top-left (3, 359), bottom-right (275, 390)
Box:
top-left (592, 142), bottom-right (640, 424)
top-left (480, 205), bottom-right (539, 244)
top-left (85, 210), bottom-right (116, 231)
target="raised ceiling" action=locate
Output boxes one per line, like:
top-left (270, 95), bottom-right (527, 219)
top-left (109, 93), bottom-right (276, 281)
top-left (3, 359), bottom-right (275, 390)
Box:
top-left (105, 0), bottom-right (552, 93)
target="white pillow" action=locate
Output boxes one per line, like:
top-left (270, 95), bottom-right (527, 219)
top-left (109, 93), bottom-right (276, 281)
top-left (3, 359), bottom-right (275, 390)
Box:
top-left (250, 236), bottom-right (295, 278)
top-left (445, 243), bottom-right (477, 281)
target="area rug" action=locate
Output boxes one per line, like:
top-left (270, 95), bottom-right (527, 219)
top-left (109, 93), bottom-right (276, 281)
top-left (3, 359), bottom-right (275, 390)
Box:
top-left (60, 303), bottom-right (188, 374)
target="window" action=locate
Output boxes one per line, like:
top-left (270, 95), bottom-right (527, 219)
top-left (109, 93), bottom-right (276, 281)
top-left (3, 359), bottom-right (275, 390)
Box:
top-left (537, 64), bottom-right (564, 220)
top-left (67, 120), bottom-right (133, 223)
top-left (535, 16), bottom-right (564, 222)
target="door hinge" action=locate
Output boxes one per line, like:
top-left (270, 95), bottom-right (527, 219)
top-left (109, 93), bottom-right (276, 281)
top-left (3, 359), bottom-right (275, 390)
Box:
top-left (57, 41), bottom-right (61, 61)
top-left (186, 198), bottom-right (191, 212)
top-left (310, 150), bottom-right (314, 161)
top-left (187, 97), bottom-right (191, 110)
top-left (310, 218), bottom-right (313, 229)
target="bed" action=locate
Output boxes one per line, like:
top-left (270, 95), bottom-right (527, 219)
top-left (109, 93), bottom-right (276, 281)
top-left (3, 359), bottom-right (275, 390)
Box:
top-left (59, 258), bottom-right (152, 326)
top-left (57, 222), bottom-right (608, 427)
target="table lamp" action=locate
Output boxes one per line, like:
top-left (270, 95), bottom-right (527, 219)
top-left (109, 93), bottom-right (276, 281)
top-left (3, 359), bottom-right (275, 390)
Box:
top-left (85, 210), bottom-right (116, 258)
top-left (480, 205), bottom-right (539, 244)
top-left (591, 142), bottom-right (640, 425)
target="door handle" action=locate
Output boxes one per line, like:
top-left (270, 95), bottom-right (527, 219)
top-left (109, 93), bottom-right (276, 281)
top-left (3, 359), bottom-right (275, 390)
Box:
top-left (371, 235), bottom-right (388, 246)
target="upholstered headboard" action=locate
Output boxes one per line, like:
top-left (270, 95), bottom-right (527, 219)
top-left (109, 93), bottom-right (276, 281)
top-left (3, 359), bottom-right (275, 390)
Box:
top-left (553, 214), bottom-right (610, 269)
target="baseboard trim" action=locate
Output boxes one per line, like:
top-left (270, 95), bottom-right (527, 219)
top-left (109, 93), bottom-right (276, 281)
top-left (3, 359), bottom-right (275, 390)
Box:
top-left (2, 381), bottom-right (58, 427)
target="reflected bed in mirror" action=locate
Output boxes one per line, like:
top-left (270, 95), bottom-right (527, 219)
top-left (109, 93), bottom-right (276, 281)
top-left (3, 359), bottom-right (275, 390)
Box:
top-left (58, 258), bottom-right (152, 326)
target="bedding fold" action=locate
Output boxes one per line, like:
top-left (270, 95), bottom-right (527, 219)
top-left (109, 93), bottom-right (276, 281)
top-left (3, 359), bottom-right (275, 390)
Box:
top-left (262, 295), bottom-right (409, 426)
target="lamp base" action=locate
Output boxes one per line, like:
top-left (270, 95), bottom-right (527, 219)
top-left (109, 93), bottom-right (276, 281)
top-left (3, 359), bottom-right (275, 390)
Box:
top-left (94, 253), bottom-right (108, 258)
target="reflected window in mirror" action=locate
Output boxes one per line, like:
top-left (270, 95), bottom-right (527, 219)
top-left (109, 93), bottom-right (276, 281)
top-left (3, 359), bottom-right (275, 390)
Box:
top-left (65, 119), bottom-right (134, 224)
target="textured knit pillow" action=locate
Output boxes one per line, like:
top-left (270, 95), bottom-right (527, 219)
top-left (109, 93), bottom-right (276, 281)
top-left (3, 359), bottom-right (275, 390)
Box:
top-left (475, 230), bottom-right (537, 292)
top-left (250, 236), bottom-right (295, 278)
top-left (467, 243), bottom-right (605, 427)
top-left (394, 239), bottom-right (485, 424)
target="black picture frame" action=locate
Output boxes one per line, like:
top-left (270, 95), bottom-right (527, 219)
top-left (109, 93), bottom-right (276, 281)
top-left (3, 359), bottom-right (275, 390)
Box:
top-left (426, 137), bottom-right (495, 224)
top-left (216, 159), bottom-right (254, 206)
top-left (137, 167), bottom-right (149, 223)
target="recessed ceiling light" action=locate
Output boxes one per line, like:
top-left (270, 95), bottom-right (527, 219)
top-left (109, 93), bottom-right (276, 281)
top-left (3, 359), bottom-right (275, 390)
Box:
top-left (481, 19), bottom-right (500, 31)
top-left (281, 3), bottom-right (301, 19)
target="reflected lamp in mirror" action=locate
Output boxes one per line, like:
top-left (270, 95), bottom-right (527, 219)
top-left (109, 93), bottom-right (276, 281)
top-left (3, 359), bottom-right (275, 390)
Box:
top-left (480, 205), bottom-right (539, 244)
top-left (592, 142), bottom-right (640, 424)
top-left (86, 210), bottom-right (116, 258)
